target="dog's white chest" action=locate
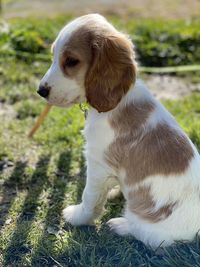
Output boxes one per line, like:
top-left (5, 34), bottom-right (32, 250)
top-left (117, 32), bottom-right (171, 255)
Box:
top-left (83, 109), bottom-right (114, 161)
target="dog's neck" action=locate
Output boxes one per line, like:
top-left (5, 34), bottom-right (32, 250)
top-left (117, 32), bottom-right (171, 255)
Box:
top-left (119, 79), bottom-right (156, 107)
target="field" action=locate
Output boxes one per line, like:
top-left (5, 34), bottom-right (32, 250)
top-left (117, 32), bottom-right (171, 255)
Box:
top-left (1, 13), bottom-right (200, 267)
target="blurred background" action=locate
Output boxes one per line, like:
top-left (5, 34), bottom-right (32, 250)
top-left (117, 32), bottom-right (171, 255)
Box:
top-left (1, 1), bottom-right (200, 267)
top-left (1, 0), bottom-right (200, 99)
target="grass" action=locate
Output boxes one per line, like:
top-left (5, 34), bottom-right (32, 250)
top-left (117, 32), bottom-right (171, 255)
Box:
top-left (1, 15), bottom-right (200, 67)
top-left (1, 15), bottom-right (200, 267)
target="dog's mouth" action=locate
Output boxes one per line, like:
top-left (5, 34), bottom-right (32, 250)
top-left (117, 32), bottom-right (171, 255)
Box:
top-left (47, 95), bottom-right (82, 108)
top-left (47, 99), bottom-right (72, 108)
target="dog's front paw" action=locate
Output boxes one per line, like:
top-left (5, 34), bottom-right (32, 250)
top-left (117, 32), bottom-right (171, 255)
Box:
top-left (63, 204), bottom-right (94, 226)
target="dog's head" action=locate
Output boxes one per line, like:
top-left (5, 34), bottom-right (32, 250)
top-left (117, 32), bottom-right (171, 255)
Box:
top-left (38, 14), bottom-right (137, 112)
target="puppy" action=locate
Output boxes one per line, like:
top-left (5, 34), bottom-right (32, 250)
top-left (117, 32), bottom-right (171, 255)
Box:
top-left (38, 14), bottom-right (200, 247)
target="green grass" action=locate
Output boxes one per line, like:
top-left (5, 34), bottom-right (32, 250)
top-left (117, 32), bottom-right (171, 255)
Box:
top-left (1, 15), bottom-right (200, 67)
top-left (1, 15), bottom-right (200, 267)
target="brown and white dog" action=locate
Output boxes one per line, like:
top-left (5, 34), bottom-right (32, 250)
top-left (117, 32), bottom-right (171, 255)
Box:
top-left (38, 14), bottom-right (200, 247)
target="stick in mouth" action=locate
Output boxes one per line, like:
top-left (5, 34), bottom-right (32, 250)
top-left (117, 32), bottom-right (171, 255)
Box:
top-left (28, 104), bottom-right (52, 138)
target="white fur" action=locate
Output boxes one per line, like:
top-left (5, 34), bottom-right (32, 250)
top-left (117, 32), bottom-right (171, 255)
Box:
top-left (40, 14), bottom-right (200, 248)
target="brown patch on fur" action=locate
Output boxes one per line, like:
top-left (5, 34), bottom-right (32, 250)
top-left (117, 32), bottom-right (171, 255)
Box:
top-left (85, 33), bottom-right (137, 112)
top-left (128, 186), bottom-right (177, 222)
top-left (106, 102), bottom-right (194, 184)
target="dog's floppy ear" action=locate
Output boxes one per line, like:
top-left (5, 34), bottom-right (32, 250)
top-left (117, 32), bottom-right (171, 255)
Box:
top-left (85, 33), bottom-right (137, 112)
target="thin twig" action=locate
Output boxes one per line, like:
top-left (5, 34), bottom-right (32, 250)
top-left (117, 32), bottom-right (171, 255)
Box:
top-left (28, 104), bottom-right (52, 138)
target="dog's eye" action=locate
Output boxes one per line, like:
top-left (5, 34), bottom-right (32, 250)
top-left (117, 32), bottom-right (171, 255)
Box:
top-left (65, 57), bottom-right (80, 67)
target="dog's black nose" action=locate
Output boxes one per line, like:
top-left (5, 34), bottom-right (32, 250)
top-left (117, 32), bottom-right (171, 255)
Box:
top-left (37, 85), bottom-right (50, 98)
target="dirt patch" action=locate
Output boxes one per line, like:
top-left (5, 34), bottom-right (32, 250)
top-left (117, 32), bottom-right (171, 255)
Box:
top-left (0, 102), bottom-right (16, 119)
top-left (143, 75), bottom-right (200, 100)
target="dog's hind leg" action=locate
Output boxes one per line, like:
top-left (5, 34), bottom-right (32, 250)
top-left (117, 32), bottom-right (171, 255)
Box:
top-left (107, 217), bottom-right (131, 236)
top-left (107, 185), bottom-right (121, 200)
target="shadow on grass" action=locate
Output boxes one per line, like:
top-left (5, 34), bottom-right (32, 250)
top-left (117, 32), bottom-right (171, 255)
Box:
top-left (30, 150), bottom-right (72, 266)
top-left (57, 204), bottom-right (200, 266)
top-left (3, 151), bottom-right (200, 266)
top-left (30, 151), bottom-right (87, 267)
top-left (0, 161), bottom-right (27, 230)
top-left (3, 155), bottom-right (51, 266)
top-left (57, 206), bottom-right (154, 266)
top-left (74, 152), bottom-right (86, 203)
